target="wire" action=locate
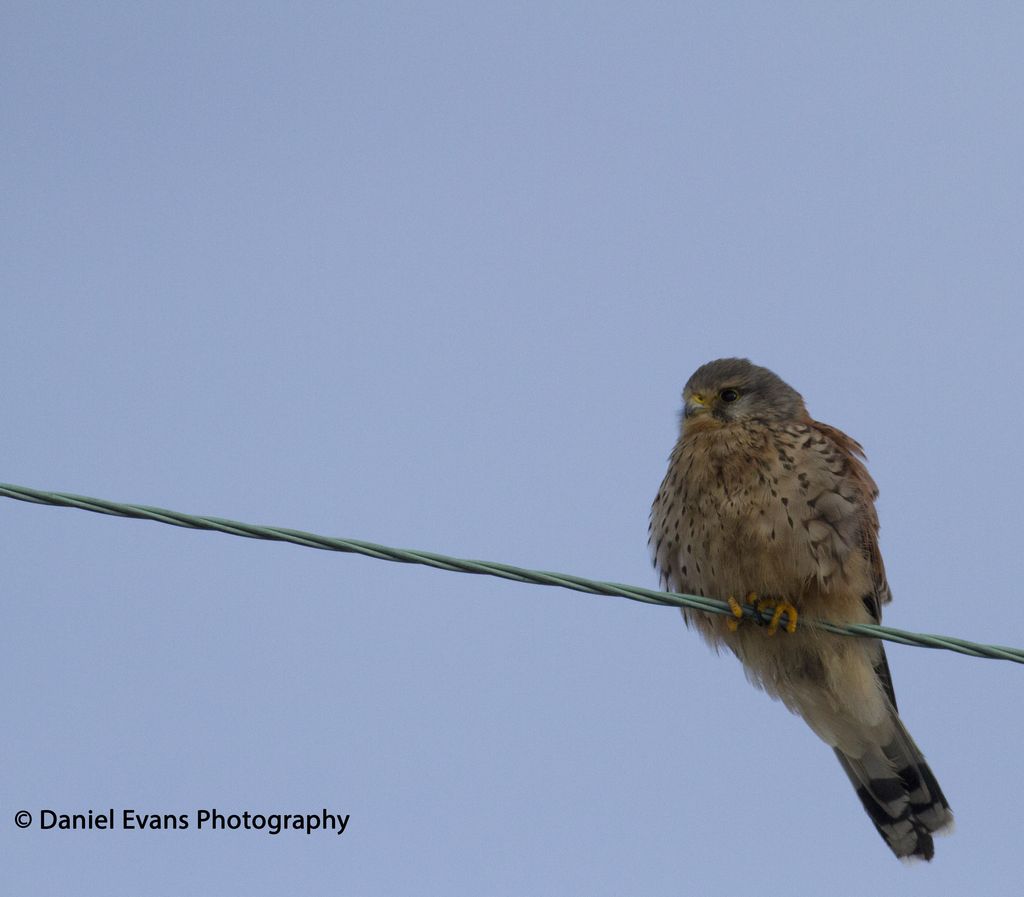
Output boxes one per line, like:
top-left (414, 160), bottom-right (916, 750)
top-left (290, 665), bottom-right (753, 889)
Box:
top-left (2, 481), bottom-right (1022, 664)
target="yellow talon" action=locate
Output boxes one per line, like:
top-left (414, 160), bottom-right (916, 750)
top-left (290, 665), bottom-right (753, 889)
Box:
top-left (765, 600), bottom-right (799, 635)
top-left (726, 593), bottom-right (760, 632)
top-left (783, 604), bottom-right (798, 634)
top-left (726, 595), bottom-right (745, 631)
top-left (725, 592), bottom-right (797, 634)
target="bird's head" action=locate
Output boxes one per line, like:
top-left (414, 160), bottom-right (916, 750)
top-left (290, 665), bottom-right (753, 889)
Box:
top-left (681, 358), bottom-right (807, 430)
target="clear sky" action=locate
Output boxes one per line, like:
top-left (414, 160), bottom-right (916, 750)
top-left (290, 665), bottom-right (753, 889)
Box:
top-left (3, 3), bottom-right (1023, 895)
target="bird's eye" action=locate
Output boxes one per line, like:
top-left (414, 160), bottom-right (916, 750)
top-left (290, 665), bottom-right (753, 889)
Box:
top-left (719, 388), bottom-right (740, 403)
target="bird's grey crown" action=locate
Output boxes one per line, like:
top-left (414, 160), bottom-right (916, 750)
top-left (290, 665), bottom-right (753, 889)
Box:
top-left (684, 357), bottom-right (807, 423)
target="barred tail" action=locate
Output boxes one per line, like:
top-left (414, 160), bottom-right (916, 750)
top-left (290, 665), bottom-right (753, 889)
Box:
top-left (834, 712), bottom-right (953, 861)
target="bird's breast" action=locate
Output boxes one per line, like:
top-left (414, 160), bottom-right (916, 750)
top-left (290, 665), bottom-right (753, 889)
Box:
top-left (653, 425), bottom-right (812, 599)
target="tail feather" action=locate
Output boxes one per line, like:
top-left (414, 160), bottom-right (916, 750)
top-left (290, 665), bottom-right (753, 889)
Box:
top-left (835, 714), bottom-right (953, 861)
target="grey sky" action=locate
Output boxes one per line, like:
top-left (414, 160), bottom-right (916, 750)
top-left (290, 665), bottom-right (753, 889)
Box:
top-left (3, 3), bottom-right (1023, 894)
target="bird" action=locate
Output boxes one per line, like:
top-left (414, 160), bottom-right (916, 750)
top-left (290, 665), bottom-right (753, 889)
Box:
top-left (649, 358), bottom-right (953, 861)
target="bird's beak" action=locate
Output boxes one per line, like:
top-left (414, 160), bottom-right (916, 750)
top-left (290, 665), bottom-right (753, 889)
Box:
top-left (684, 393), bottom-right (708, 419)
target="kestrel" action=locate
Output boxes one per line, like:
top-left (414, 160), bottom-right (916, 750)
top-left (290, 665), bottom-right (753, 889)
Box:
top-left (649, 358), bottom-right (953, 860)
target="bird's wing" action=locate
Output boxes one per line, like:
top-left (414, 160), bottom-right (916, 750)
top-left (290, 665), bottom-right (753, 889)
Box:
top-left (808, 421), bottom-right (892, 607)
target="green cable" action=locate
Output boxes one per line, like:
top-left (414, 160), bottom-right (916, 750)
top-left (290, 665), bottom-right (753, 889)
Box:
top-left (2, 481), bottom-right (1021, 664)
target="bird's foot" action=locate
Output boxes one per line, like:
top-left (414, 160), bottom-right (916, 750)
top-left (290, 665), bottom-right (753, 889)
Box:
top-left (752, 596), bottom-right (799, 635)
top-left (725, 591), bottom-right (758, 632)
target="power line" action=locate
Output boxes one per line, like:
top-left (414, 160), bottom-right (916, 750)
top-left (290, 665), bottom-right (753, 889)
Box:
top-left (2, 481), bottom-right (1021, 664)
